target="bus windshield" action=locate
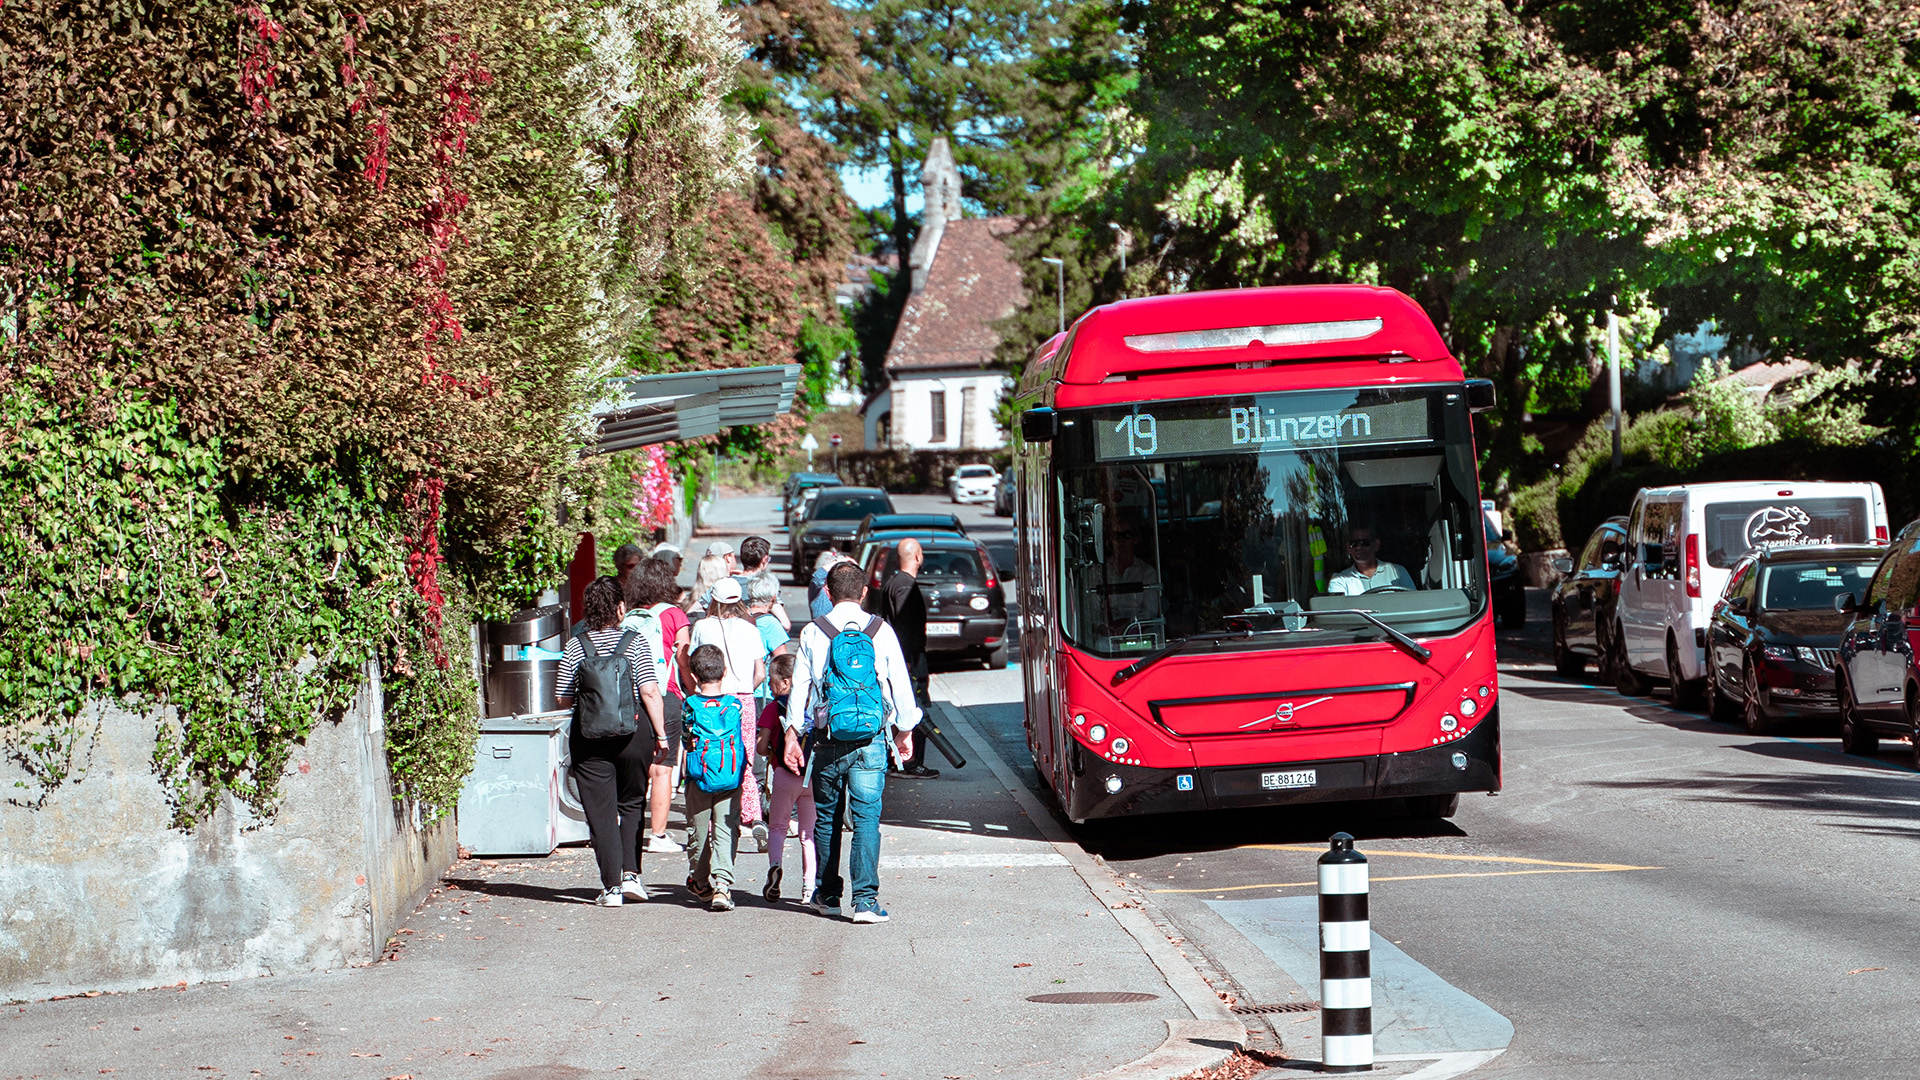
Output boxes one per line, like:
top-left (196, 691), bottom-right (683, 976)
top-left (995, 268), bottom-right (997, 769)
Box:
top-left (1054, 385), bottom-right (1487, 656)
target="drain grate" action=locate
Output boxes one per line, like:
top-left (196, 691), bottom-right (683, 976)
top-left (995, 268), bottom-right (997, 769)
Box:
top-left (1232, 1001), bottom-right (1320, 1015)
top-left (1026, 991), bottom-right (1161, 1005)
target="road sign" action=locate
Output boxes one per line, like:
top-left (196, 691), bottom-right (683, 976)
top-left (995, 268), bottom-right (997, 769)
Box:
top-left (830, 434), bottom-right (843, 446)
top-left (800, 433), bottom-right (819, 451)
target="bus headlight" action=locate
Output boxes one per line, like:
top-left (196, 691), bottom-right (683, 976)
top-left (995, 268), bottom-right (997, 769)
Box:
top-left (1087, 724), bottom-right (1107, 743)
top-left (1104, 776), bottom-right (1123, 794)
top-left (1440, 715), bottom-right (1458, 732)
top-left (1110, 737), bottom-right (1130, 755)
top-left (1459, 698), bottom-right (1477, 717)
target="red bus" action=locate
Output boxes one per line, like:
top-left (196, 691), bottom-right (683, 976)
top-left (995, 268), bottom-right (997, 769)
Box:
top-left (1009, 285), bottom-right (1502, 822)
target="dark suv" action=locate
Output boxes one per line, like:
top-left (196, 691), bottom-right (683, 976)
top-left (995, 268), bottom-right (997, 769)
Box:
top-left (861, 536), bottom-right (1009, 668)
top-left (789, 487), bottom-right (894, 583)
top-left (1705, 543), bottom-right (1883, 733)
top-left (1835, 519), bottom-right (1920, 760)
top-left (851, 514), bottom-right (967, 569)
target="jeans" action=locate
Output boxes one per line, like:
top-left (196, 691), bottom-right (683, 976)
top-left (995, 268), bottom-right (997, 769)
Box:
top-left (810, 733), bottom-right (889, 910)
top-left (571, 729), bottom-right (654, 891)
top-left (685, 784), bottom-right (739, 891)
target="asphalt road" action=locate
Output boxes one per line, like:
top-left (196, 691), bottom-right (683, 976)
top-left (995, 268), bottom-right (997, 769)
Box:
top-left (761, 489), bottom-right (1920, 1077)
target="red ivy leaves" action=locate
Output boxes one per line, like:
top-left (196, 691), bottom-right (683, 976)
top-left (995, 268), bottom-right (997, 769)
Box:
top-left (237, 6), bottom-right (282, 116)
top-left (404, 476), bottom-right (449, 669)
top-left (416, 43), bottom-right (494, 399)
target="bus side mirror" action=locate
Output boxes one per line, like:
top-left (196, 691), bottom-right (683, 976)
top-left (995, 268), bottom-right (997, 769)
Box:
top-left (1021, 408), bottom-right (1059, 442)
top-left (1835, 592), bottom-right (1858, 615)
top-left (1465, 379), bottom-right (1496, 413)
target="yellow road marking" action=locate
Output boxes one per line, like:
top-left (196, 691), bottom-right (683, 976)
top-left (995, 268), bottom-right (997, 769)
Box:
top-left (1149, 845), bottom-right (1661, 894)
top-left (1247, 844), bottom-right (1653, 872)
top-left (1153, 866), bottom-right (1661, 894)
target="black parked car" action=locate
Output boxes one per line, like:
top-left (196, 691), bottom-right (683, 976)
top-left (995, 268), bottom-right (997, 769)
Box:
top-left (1549, 516), bottom-right (1628, 678)
top-left (861, 535), bottom-right (1009, 669)
top-left (1705, 544), bottom-right (1883, 733)
top-left (1835, 519), bottom-right (1920, 760)
top-left (782, 472), bottom-right (841, 532)
top-left (789, 486), bottom-right (895, 584)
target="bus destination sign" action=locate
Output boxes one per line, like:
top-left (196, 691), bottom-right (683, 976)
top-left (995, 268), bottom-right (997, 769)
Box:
top-left (1093, 393), bottom-right (1432, 461)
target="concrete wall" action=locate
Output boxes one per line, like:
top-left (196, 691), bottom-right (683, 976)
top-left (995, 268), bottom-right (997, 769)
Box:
top-left (0, 666), bottom-right (455, 1001)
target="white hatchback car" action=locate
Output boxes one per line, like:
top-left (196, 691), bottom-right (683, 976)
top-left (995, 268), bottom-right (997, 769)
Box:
top-left (949, 464), bottom-right (999, 504)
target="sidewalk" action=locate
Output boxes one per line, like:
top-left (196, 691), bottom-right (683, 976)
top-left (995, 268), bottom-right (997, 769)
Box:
top-left (3, 698), bottom-right (1235, 1079)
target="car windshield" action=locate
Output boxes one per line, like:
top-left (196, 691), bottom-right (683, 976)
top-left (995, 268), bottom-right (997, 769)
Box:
top-left (1054, 385), bottom-right (1486, 656)
top-left (812, 495), bottom-right (891, 521)
top-left (958, 466), bottom-right (995, 478)
top-left (878, 545), bottom-right (988, 585)
top-left (1760, 561), bottom-right (1878, 610)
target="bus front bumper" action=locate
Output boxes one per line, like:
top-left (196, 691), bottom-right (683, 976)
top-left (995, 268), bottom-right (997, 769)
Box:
top-left (1066, 710), bottom-right (1502, 822)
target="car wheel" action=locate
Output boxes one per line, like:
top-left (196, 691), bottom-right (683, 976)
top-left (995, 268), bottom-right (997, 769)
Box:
top-left (1837, 673), bottom-right (1878, 756)
top-left (986, 641), bottom-right (1009, 670)
top-left (1741, 659), bottom-right (1775, 735)
top-left (1612, 624), bottom-right (1652, 696)
top-left (1667, 635), bottom-right (1704, 709)
top-left (1405, 793), bottom-right (1459, 819)
top-left (1551, 610), bottom-right (1585, 677)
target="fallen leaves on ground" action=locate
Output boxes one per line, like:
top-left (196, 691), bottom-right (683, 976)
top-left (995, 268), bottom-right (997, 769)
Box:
top-left (1172, 1049), bottom-right (1286, 1080)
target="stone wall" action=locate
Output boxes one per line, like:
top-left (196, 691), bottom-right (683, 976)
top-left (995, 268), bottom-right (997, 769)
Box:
top-left (0, 666), bottom-right (455, 1001)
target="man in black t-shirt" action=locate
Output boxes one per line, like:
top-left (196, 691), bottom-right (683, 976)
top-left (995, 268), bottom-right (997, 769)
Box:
top-left (882, 538), bottom-right (937, 778)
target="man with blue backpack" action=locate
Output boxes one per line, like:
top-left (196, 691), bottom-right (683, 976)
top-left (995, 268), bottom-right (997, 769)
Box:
top-left (782, 561), bottom-right (923, 924)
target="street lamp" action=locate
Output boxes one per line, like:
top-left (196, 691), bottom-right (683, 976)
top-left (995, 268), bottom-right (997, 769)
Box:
top-left (1040, 256), bottom-right (1064, 333)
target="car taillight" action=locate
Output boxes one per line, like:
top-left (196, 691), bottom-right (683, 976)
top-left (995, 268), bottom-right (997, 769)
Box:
top-left (979, 548), bottom-right (998, 590)
top-left (1876, 524), bottom-right (1889, 542)
top-left (1685, 533), bottom-right (1701, 598)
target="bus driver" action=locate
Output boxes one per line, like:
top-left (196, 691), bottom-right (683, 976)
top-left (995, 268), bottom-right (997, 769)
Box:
top-left (1329, 525), bottom-right (1415, 595)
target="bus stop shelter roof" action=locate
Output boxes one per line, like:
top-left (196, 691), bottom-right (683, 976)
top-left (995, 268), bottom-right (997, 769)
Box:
top-left (588, 364), bottom-right (800, 455)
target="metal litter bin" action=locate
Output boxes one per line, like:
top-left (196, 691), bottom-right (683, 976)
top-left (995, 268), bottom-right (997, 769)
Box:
top-left (484, 604), bottom-right (567, 717)
top-left (457, 711), bottom-right (569, 856)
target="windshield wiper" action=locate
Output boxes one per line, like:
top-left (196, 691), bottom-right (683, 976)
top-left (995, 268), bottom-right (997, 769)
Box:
top-left (1111, 629), bottom-right (1288, 687)
top-left (1301, 607), bottom-right (1433, 663)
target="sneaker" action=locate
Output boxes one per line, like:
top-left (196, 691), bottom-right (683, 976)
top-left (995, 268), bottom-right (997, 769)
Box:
top-left (645, 832), bottom-right (683, 853)
top-left (686, 875), bottom-right (714, 902)
top-left (763, 864), bottom-right (783, 903)
top-left (710, 889), bottom-right (735, 912)
top-left (808, 892), bottom-right (842, 917)
top-left (902, 764), bottom-right (940, 779)
top-left (595, 887), bottom-right (624, 907)
top-left (751, 822), bottom-right (769, 853)
top-left (620, 872), bottom-right (649, 902)
top-left (851, 904), bottom-right (890, 924)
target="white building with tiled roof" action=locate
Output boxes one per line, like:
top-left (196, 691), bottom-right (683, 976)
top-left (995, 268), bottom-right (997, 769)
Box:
top-left (861, 139), bottom-right (1026, 450)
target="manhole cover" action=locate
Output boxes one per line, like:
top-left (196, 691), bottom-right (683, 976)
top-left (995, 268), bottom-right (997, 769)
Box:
top-left (1232, 1002), bottom-right (1320, 1015)
top-left (1026, 992), bottom-right (1161, 1005)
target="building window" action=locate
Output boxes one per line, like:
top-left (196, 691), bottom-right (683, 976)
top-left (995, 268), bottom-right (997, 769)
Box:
top-left (930, 389), bottom-right (947, 442)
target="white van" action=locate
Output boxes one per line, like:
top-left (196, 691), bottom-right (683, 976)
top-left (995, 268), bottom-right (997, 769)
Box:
top-left (1613, 480), bottom-right (1889, 702)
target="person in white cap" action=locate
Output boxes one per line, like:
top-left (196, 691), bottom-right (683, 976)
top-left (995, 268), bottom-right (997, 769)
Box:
top-left (686, 576), bottom-right (768, 847)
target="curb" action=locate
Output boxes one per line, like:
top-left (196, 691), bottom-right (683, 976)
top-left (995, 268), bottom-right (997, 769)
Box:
top-left (937, 702), bottom-right (1246, 1079)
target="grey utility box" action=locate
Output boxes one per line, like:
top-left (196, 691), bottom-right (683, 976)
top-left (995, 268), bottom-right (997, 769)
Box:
top-left (457, 711), bottom-right (569, 856)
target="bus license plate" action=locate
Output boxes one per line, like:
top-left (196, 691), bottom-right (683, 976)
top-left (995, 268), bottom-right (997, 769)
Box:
top-left (926, 621), bottom-right (961, 637)
top-left (1261, 769), bottom-right (1316, 790)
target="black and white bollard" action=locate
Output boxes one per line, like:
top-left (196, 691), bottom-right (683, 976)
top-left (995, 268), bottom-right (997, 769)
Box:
top-left (1318, 832), bottom-right (1372, 1072)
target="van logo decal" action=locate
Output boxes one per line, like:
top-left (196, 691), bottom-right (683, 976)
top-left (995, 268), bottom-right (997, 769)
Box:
top-left (1241, 695), bottom-right (1333, 729)
top-left (1744, 505), bottom-right (1818, 548)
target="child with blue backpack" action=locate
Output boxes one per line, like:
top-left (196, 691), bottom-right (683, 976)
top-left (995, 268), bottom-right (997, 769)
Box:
top-left (682, 644), bottom-right (749, 912)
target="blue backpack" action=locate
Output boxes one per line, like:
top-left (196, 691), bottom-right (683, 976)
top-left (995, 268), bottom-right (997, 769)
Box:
top-left (683, 694), bottom-right (746, 793)
top-left (812, 615), bottom-right (888, 742)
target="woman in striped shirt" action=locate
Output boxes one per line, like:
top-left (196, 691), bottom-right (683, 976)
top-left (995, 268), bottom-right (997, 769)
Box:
top-left (556, 576), bottom-right (668, 907)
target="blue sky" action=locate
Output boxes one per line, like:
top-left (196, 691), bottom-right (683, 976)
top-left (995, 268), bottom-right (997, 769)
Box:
top-left (840, 163), bottom-right (923, 214)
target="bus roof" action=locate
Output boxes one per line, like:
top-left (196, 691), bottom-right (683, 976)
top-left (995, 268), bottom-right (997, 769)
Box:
top-left (1028, 285), bottom-right (1453, 391)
